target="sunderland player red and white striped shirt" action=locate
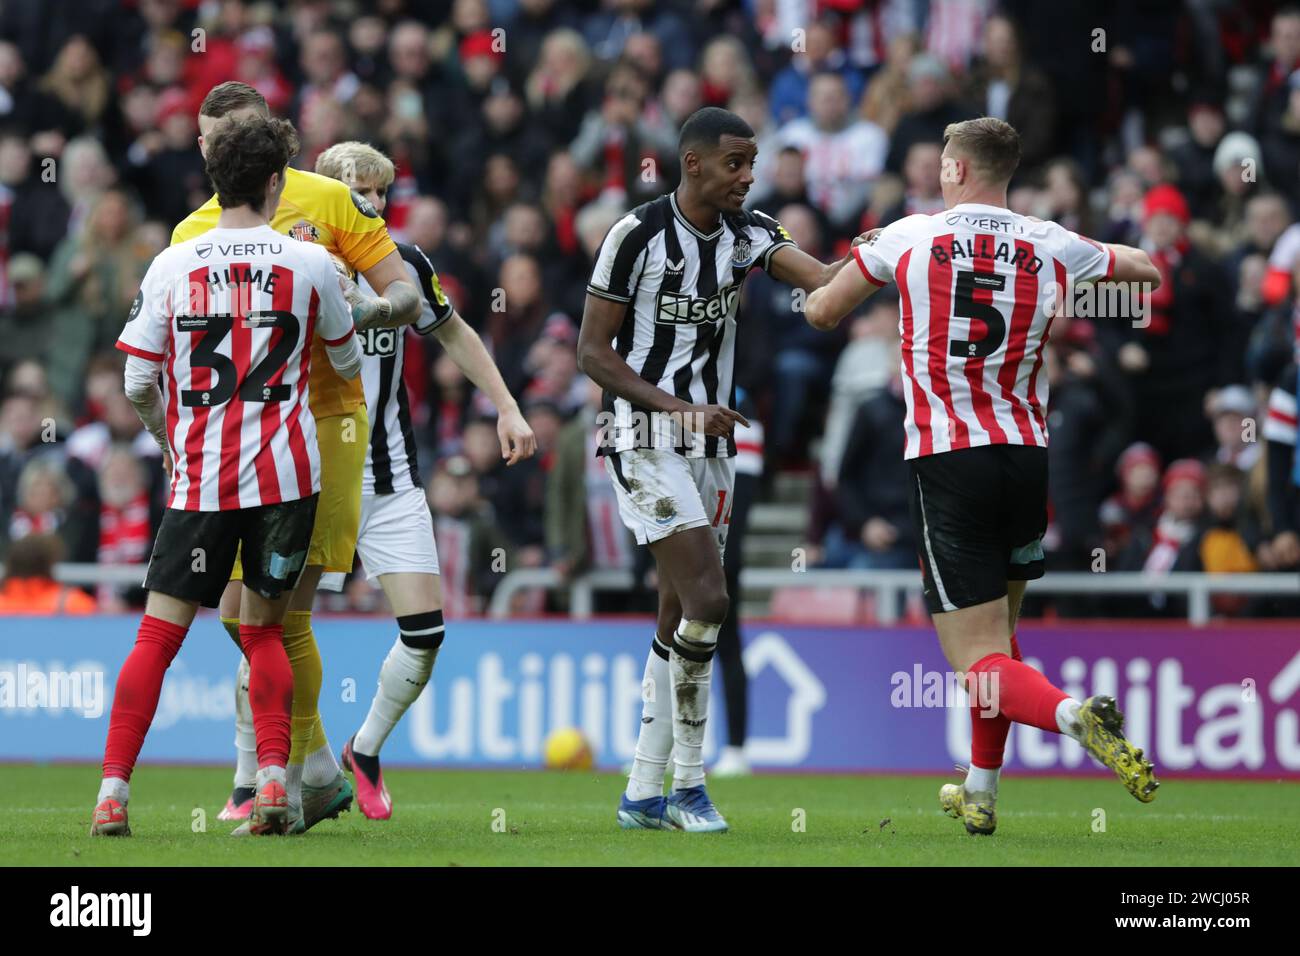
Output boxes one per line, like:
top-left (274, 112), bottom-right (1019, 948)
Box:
top-left (117, 225), bottom-right (357, 510)
top-left (853, 203), bottom-right (1114, 460)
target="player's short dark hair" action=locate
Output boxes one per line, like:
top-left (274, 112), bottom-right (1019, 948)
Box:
top-left (199, 81), bottom-right (269, 119)
top-left (678, 107), bottom-right (754, 159)
top-left (204, 116), bottom-right (299, 210)
top-left (943, 117), bottom-right (1021, 184)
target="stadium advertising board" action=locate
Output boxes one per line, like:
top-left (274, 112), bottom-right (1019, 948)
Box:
top-left (2, 618), bottom-right (1296, 777)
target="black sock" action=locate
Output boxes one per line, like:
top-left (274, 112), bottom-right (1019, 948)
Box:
top-left (232, 785), bottom-right (255, 803)
top-left (351, 747), bottom-right (381, 780)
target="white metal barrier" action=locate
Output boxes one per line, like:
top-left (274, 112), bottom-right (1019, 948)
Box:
top-left (17, 564), bottom-right (1299, 627)
top-left (486, 567), bottom-right (1300, 626)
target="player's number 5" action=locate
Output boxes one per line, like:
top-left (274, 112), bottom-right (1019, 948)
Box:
top-left (949, 270), bottom-right (1007, 360)
top-left (181, 311), bottom-right (300, 407)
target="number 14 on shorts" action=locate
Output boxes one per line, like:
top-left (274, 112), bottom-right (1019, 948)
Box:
top-left (712, 490), bottom-right (732, 527)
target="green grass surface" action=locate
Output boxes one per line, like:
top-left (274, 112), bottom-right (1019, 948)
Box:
top-left (3, 764), bottom-right (1296, 866)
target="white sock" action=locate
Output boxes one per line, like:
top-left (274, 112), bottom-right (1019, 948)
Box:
top-left (302, 743), bottom-right (342, 787)
top-left (285, 763), bottom-right (303, 806)
top-left (626, 637), bottom-right (673, 802)
top-left (256, 764), bottom-right (286, 790)
top-left (233, 656), bottom-right (257, 789)
top-left (669, 620), bottom-right (719, 792)
top-left (965, 765), bottom-right (1000, 796)
top-left (97, 776), bottom-right (129, 805)
top-left (354, 637), bottom-right (438, 757)
top-left (1056, 697), bottom-right (1083, 740)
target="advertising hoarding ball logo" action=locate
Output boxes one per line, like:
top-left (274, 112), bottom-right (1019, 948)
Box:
top-left (543, 727), bottom-right (593, 770)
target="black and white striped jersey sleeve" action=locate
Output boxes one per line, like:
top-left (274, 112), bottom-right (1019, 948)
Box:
top-left (587, 212), bottom-right (651, 303)
top-left (398, 242), bottom-right (455, 335)
top-left (746, 209), bottom-right (797, 272)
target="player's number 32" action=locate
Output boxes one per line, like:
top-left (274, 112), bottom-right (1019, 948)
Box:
top-left (180, 311), bottom-right (300, 407)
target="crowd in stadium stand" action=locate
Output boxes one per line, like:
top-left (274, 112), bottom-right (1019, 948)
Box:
top-left (1, 0), bottom-right (1300, 618)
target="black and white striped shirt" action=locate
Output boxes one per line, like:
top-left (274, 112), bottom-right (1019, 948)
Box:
top-left (358, 241), bottom-right (454, 495)
top-left (587, 192), bottom-right (794, 458)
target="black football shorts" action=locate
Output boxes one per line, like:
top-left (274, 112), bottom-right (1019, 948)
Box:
top-left (907, 445), bottom-right (1047, 614)
top-left (144, 494), bottom-right (319, 607)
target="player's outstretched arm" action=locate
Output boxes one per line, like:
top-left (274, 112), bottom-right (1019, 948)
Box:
top-left (766, 243), bottom-right (854, 293)
top-left (433, 312), bottom-right (537, 465)
top-left (348, 249), bottom-right (422, 331)
top-left (805, 252), bottom-right (880, 331)
top-left (576, 293), bottom-right (745, 436)
top-left (1106, 244), bottom-right (1162, 288)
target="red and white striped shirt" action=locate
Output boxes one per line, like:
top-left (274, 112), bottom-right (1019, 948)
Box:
top-left (854, 204), bottom-right (1114, 460)
top-left (117, 225), bottom-right (359, 510)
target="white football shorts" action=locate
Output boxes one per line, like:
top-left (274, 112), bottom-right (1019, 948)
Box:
top-left (604, 448), bottom-right (735, 555)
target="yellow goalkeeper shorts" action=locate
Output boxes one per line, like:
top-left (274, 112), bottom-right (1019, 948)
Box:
top-left (230, 406), bottom-right (369, 580)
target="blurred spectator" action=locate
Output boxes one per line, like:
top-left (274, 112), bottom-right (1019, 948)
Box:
top-left (827, 375), bottom-right (913, 570)
top-left (5, 456), bottom-right (94, 564)
top-left (776, 72), bottom-right (887, 232)
top-left (1037, 158), bottom-right (1092, 235)
top-left (0, 532), bottom-right (95, 615)
top-left (819, 297), bottom-right (900, 488)
top-left (877, 141), bottom-right (945, 223)
top-left (1043, 321), bottom-right (1133, 570)
top-left (0, 391), bottom-right (60, 540)
top-left (1117, 459), bottom-right (1207, 617)
top-left (884, 53), bottom-right (972, 174)
top-left (583, 0), bottom-right (695, 73)
top-left (1170, 98), bottom-right (1227, 221)
top-left (1100, 442), bottom-right (1163, 561)
top-left (546, 378), bottom-right (632, 585)
top-left (569, 60), bottom-right (667, 207)
top-left (0, 254), bottom-right (52, 378)
top-left (768, 18), bottom-right (865, 125)
top-left (1249, 5), bottom-right (1300, 136)
top-left (1262, 71), bottom-right (1300, 211)
top-left (859, 33), bottom-right (919, 136)
top-left (36, 35), bottom-right (110, 138)
top-left (0, 130), bottom-right (71, 262)
top-left (1208, 384), bottom-right (1262, 472)
top-left (964, 14), bottom-right (1054, 174)
top-left (94, 445), bottom-right (151, 611)
top-left (525, 28), bottom-right (596, 147)
top-left (1104, 185), bottom-right (1232, 462)
top-left (427, 454), bottom-right (510, 618)
top-left (44, 188), bottom-right (149, 408)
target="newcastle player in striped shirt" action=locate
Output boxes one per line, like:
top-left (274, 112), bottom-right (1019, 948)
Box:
top-left (805, 117), bottom-right (1163, 835)
top-left (578, 107), bottom-right (865, 832)
top-left (313, 143), bottom-right (536, 819)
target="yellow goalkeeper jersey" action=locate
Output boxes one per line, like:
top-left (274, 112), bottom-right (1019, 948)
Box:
top-left (171, 166), bottom-right (397, 419)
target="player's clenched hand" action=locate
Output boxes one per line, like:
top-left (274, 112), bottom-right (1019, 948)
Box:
top-left (498, 407), bottom-right (537, 465)
top-left (161, 448), bottom-right (173, 479)
top-left (683, 404), bottom-right (749, 437)
top-left (852, 228), bottom-right (883, 248)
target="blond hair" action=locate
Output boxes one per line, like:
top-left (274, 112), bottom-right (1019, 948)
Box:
top-left (943, 117), bottom-right (1021, 184)
top-left (314, 141), bottom-right (395, 189)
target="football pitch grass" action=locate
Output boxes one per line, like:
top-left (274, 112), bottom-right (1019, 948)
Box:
top-left (4, 764), bottom-right (1297, 867)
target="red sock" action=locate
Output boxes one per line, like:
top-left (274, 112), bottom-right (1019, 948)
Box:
top-left (967, 633), bottom-right (1023, 769)
top-left (968, 652), bottom-right (1067, 733)
top-left (239, 624), bottom-right (292, 768)
top-left (102, 615), bottom-right (188, 781)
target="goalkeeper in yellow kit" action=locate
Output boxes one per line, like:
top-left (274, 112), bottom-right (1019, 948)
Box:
top-left (171, 82), bottom-right (422, 831)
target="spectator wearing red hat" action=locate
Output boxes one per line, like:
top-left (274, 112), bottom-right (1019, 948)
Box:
top-left (1101, 184), bottom-right (1233, 464)
top-left (1100, 442), bottom-right (1163, 561)
top-left (1114, 458), bottom-right (1208, 615)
